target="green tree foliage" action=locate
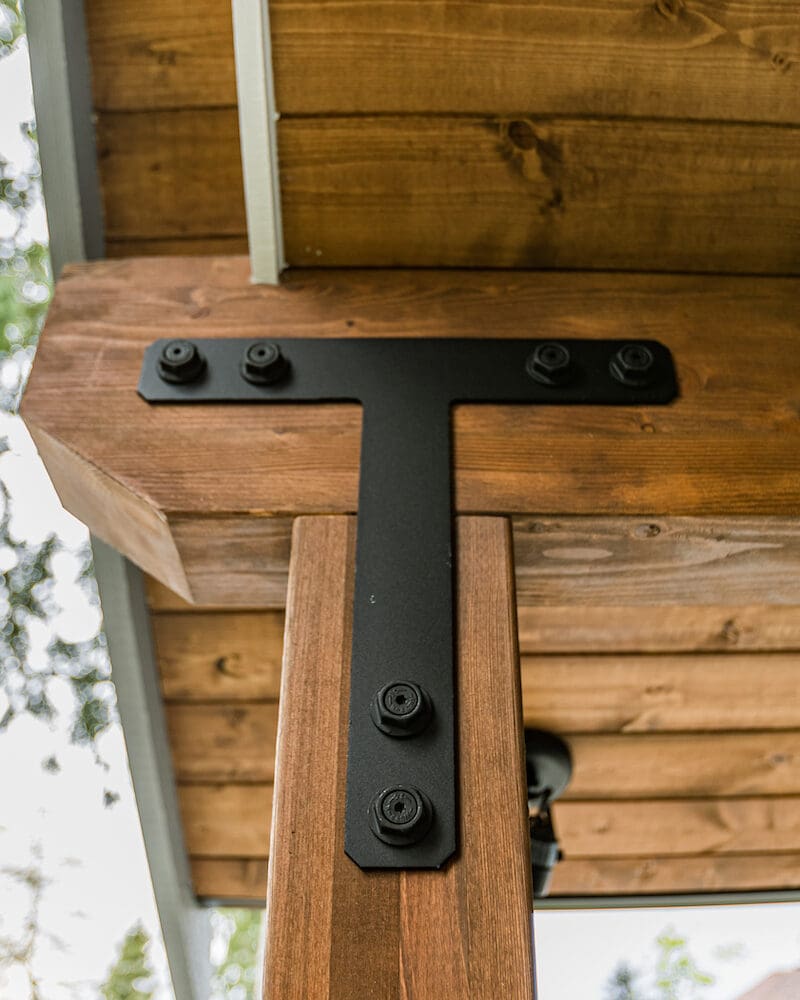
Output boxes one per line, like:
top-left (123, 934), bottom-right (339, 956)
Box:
top-left (0, 0), bottom-right (114, 757)
top-left (605, 927), bottom-right (718, 1000)
top-left (211, 909), bottom-right (263, 1000)
top-left (606, 964), bottom-right (645, 1000)
top-left (0, 1), bottom-right (24, 56)
top-left (0, 843), bottom-right (70, 1000)
top-left (101, 924), bottom-right (156, 1000)
top-left (0, 482), bottom-right (115, 753)
top-left (655, 929), bottom-right (714, 1000)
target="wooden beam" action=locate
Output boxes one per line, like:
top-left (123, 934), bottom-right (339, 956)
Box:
top-left (262, 515), bottom-right (534, 997)
top-left (22, 262), bottom-right (800, 606)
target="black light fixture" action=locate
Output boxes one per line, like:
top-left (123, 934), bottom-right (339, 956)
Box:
top-left (525, 728), bottom-right (573, 899)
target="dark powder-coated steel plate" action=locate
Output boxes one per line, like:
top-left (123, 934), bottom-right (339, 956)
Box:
top-left (139, 337), bottom-right (678, 869)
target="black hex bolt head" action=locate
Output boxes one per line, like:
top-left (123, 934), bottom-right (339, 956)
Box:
top-left (370, 785), bottom-right (434, 847)
top-left (370, 681), bottom-right (433, 738)
top-left (526, 342), bottom-right (572, 386)
top-left (241, 341), bottom-right (290, 385)
top-left (157, 340), bottom-right (205, 384)
top-left (610, 343), bottom-right (656, 387)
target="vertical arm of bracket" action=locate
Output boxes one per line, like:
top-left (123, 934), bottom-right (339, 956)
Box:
top-left (345, 395), bottom-right (457, 868)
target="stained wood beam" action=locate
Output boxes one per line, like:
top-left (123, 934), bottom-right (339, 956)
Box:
top-left (262, 515), bottom-right (534, 998)
top-left (21, 261), bottom-right (800, 606)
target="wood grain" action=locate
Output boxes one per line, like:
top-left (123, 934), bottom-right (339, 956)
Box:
top-left (179, 783), bottom-right (274, 858)
top-left (262, 515), bottom-right (534, 998)
top-left (106, 237), bottom-right (249, 258)
top-left (158, 628), bottom-right (800, 732)
top-left (550, 855), bottom-right (800, 897)
top-left (85, 0), bottom-right (237, 111)
top-left (168, 704), bottom-right (800, 792)
top-left (167, 703), bottom-right (279, 782)
top-left (516, 606), bottom-right (800, 654)
top-left (22, 262), bottom-right (800, 605)
top-left (190, 854), bottom-right (800, 902)
top-left (183, 786), bottom-right (800, 859)
top-left (522, 652), bottom-right (800, 732)
top-left (279, 115), bottom-right (800, 271)
top-left (154, 612), bottom-right (284, 701)
top-left (85, 0), bottom-right (800, 123)
top-left (145, 516), bottom-right (800, 610)
top-left (91, 111), bottom-right (800, 272)
top-left (95, 111), bottom-right (245, 240)
top-left (270, 0), bottom-right (800, 120)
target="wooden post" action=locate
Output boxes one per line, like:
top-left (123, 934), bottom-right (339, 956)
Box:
top-left (264, 515), bottom-right (535, 998)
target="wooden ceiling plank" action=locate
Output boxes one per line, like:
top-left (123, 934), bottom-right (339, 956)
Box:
top-left (180, 785), bottom-right (800, 859)
top-left (189, 854), bottom-right (800, 904)
top-left (84, 0), bottom-right (799, 123)
top-left (89, 110), bottom-right (800, 272)
top-left (145, 514), bottom-right (800, 609)
top-left (522, 652), bottom-right (800, 732)
top-left (279, 115), bottom-right (800, 272)
top-left (517, 606), bottom-right (800, 655)
top-left (160, 646), bottom-right (800, 731)
top-left (154, 612), bottom-right (284, 701)
top-left (167, 707), bottom-right (800, 794)
top-left (85, 0), bottom-right (237, 111)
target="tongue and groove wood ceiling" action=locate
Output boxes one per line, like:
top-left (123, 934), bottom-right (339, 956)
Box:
top-left (84, 0), bottom-right (800, 270)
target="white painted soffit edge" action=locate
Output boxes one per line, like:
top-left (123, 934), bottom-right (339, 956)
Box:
top-left (231, 0), bottom-right (285, 284)
top-left (26, 4), bottom-right (212, 998)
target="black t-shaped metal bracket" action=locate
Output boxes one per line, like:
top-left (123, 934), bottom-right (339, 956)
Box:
top-left (139, 337), bottom-right (678, 870)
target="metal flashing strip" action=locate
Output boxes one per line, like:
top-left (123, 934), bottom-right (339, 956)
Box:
top-left (140, 335), bottom-right (678, 870)
top-left (26, 5), bottom-right (209, 995)
top-left (25, 0), bottom-right (104, 276)
top-left (93, 541), bottom-right (212, 998)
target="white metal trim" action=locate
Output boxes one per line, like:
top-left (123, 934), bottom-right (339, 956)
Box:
top-left (93, 540), bottom-right (211, 1000)
top-left (25, 0), bottom-right (104, 277)
top-left (231, 0), bottom-right (285, 284)
top-left (25, 5), bottom-right (210, 995)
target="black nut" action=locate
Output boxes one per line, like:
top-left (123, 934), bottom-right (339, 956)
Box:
top-left (610, 343), bottom-right (655, 387)
top-left (241, 341), bottom-right (290, 385)
top-left (371, 681), bottom-right (433, 738)
top-left (526, 342), bottom-right (572, 386)
top-left (158, 340), bottom-right (205, 384)
top-left (370, 786), bottom-right (434, 846)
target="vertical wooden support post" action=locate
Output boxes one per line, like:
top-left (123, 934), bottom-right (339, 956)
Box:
top-left (264, 515), bottom-right (535, 998)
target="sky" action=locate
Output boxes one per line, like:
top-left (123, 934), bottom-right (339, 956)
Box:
top-left (2, 26), bottom-right (800, 1000)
